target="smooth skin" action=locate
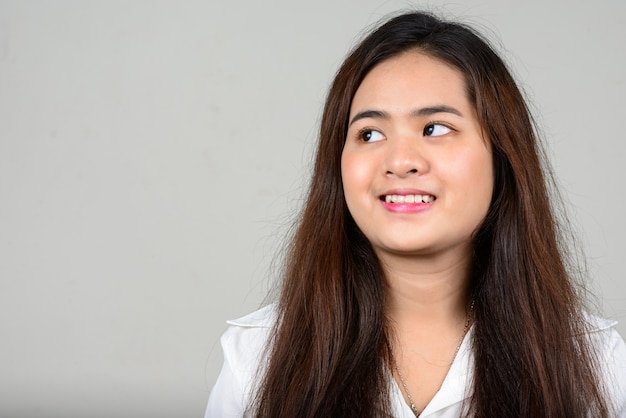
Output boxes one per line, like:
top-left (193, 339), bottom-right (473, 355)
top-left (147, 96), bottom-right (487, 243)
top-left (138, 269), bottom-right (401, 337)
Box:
top-left (341, 51), bottom-right (493, 412)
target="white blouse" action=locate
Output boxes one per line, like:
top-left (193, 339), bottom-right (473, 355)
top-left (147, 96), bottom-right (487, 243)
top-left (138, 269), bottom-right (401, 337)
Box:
top-left (205, 305), bottom-right (626, 417)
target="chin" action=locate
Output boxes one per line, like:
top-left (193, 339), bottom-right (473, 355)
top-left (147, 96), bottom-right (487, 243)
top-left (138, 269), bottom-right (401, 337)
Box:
top-left (376, 241), bottom-right (436, 256)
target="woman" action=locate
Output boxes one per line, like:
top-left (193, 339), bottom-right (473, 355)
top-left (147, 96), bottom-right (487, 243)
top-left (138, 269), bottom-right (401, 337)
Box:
top-left (206, 11), bottom-right (626, 417)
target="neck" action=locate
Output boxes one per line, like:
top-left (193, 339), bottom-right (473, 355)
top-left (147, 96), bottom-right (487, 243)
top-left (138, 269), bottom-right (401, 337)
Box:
top-left (381, 250), bottom-right (472, 330)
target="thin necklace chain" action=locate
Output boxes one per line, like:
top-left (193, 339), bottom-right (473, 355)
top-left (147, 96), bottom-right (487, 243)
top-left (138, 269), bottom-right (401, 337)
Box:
top-left (392, 300), bottom-right (475, 418)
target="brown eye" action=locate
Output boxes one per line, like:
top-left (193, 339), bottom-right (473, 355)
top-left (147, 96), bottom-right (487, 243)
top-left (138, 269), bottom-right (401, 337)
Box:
top-left (360, 129), bottom-right (384, 142)
top-left (423, 123), bottom-right (452, 137)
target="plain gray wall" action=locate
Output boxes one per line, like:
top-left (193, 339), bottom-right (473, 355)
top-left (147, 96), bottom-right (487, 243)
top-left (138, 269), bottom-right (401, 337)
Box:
top-left (1, 1), bottom-right (624, 417)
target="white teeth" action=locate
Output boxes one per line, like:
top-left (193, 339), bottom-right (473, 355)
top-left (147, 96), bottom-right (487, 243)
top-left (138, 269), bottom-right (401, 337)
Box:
top-left (384, 194), bottom-right (435, 203)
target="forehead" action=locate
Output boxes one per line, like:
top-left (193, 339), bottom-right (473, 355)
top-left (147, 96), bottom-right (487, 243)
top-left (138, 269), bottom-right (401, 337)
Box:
top-left (350, 51), bottom-right (470, 115)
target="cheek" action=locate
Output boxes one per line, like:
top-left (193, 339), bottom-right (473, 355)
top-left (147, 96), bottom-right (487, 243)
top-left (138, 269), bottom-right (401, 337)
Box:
top-left (466, 153), bottom-right (494, 215)
top-left (446, 149), bottom-right (494, 213)
top-left (341, 152), bottom-right (378, 225)
top-left (341, 153), bottom-right (372, 197)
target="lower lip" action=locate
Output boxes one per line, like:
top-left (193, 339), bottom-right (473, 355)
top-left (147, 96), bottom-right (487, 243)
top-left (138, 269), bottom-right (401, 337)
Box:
top-left (381, 200), bottom-right (434, 213)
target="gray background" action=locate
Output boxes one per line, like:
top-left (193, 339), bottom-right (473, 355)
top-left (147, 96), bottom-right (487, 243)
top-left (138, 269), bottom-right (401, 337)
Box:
top-left (1, 1), bottom-right (624, 417)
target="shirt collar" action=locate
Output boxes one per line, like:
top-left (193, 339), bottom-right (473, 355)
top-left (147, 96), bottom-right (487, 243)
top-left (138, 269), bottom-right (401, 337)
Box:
top-left (392, 325), bottom-right (474, 417)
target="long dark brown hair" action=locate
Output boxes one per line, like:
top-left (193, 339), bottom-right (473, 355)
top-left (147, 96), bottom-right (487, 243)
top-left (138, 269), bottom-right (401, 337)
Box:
top-left (250, 11), bottom-right (609, 417)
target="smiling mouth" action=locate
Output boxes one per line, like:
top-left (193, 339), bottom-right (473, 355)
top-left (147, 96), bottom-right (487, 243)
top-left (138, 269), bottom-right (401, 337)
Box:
top-left (382, 194), bottom-right (436, 203)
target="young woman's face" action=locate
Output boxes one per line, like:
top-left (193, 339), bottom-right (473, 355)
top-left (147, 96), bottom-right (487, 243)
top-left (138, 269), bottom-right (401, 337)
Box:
top-left (341, 51), bottom-right (493, 262)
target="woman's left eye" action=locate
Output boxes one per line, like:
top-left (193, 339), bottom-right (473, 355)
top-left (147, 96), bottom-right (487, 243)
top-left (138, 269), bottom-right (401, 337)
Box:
top-left (423, 123), bottom-right (452, 137)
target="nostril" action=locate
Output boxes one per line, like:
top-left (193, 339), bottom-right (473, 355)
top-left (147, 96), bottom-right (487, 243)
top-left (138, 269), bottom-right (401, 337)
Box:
top-left (386, 168), bottom-right (419, 177)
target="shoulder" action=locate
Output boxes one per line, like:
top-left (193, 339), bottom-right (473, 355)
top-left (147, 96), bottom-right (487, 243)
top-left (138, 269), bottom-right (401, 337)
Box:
top-left (205, 305), bottom-right (277, 417)
top-left (226, 304), bottom-right (277, 329)
top-left (221, 303), bottom-right (277, 358)
top-left (582, 314), bottom-right (624, 360)
top-left (221, 304), bottom-right (277, 365)
top-left (582, 313), bottom-right (625, 368)
top-left (583, 313), bottom-right (618, 334)
top-left (220, 304), bottom-right (277, 387)
top-left (583, 314), bottom-right (626, 416)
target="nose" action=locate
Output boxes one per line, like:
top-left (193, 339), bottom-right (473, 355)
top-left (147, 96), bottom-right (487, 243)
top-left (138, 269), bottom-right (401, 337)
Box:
top-left (384, 137), bottom-right (430, 177)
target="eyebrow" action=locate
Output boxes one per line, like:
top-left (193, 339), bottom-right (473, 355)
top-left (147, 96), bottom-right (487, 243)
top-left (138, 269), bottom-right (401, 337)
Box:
top-left (348, 105), bottom-right (463, 126)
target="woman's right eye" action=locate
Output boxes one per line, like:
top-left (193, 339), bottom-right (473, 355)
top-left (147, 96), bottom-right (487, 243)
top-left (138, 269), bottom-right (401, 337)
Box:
top-left (359, 129), bottom-right (385, 142)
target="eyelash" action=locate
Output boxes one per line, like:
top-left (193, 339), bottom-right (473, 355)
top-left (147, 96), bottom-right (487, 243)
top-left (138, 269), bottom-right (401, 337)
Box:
top-left (424, 122), bottom-right (454, 136)
top-left (355, 122), bottom-right (454, 142)
top-left (356, 128), bottom-right (384, 142)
